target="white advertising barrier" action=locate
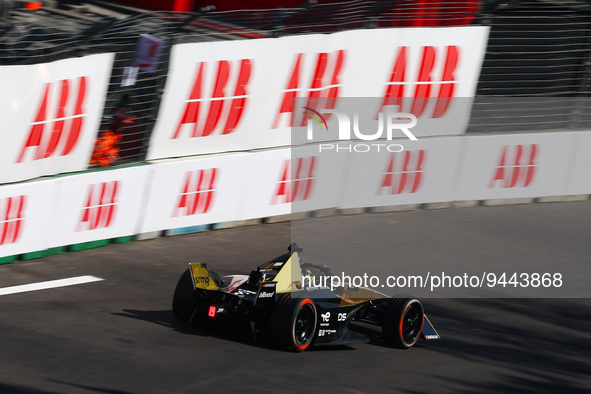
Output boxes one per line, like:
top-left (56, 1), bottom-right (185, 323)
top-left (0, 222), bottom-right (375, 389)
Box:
top-left (455, 132), bottom-right (577, 201)
top-left (148, 26), bottom-right (489, 160)
top-left (0, 53), bottom-right (114, 184)
top-left (1, 130), bottom-right (586, 259)
top-left (48, 166), bottom-right (150, 248)
top-left (0, 180), bottom-right (57, 258)
top-left (565, 131), bottom-right (591, 195)
top-left (237, 149), bottom-right (291, 220)
top-left (338, 137), bottom-right (463, 209)
top-left (140, 155), bottom-right (252, 233)
top-left (239, 147), bottom-right (348, 220)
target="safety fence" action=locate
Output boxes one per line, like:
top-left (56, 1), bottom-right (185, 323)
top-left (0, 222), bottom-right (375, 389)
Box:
top-left (469, 0), bottom-right (591, 133)
top-left (2, 1), bottom-right (590, 166)
top-left (1, 0), bottom-right (591, 261)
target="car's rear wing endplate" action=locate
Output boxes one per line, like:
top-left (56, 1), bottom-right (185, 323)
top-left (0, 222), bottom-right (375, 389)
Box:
top-left (254, 281), bottom-right (277, 306)
top-left (188, 263), bottom-right (220, 291)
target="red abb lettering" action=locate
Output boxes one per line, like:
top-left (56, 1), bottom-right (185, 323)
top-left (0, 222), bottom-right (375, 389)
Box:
top-left (432, 46), bottom-right (458, 118)
top-left (17, 77), bottom-right (87, 163)
top-left (380, 46), bottom-right (407, 114)
top-left (272, 160), bottom-right (291, 205)
top-left (489, 144), bottom-right (537, 188)
top-left (378, 150), bottom-right (425, 195)
top-left (172, 59), bottom-right (252, 139)
top-left (272, 50), bottom-right (345, 129)
top-left (224, 59), bottom-right (252, 135)
top-left (379, 45), bottom-right (459, 119)
top-left (173, 169), bottom-right (217, 216)
top-left (77, 181), bottom-right (119, 231)
top-left (292, 156), bottom-right (316, 202)
top-left (271, 157), bottom-right (316, 204)
top-left (0, 195), bottom-right (26, 246)
top-left (411, 46), bottom-right (436, 118)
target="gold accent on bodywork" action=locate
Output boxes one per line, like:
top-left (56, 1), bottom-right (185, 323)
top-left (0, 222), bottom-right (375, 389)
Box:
top-left (339, 285), bottom-right (383, 306)
top-left (273, 252), bottom-right (303, 293)
top-left (189, 263), bottom-right (220, 291)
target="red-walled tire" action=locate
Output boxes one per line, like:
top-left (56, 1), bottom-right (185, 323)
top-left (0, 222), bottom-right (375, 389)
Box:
top-left (273, 296), bottom-right (317, 352)
top-left (382, 297), bottom-right (424, 349)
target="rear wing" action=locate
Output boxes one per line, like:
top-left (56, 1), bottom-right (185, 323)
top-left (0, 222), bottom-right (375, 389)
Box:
top-left (188, 263), bottom-right (220, 291)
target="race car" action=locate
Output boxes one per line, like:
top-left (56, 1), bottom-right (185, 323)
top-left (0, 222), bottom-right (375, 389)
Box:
top-left (172, 243), bottom-right (440, 352)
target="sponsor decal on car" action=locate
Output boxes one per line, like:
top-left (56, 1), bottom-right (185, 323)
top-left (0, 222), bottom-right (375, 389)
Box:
top-left (318, 329), bottom-right (337, 337)
top-left (258, 291), bottom-right (274, 298)
top-left (234, 288), bottom-right (256, 296)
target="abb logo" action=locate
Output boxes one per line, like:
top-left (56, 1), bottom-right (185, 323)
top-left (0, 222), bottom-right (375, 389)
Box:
top-left (17, 77), bottom-right (87, 163)
top-left (173, 169), bottom-right (217, 216)
top-left (378, 150), bottom-right (426, 195)
top-left (272, 157), bottom-right (316, 204)
top-left (489, 144), bottom-right (537, 189)
top-left (380, 46), bottom-right (459, 119)
top-left (272, 50), bottom-right (345, 128)
top-left (173, 60), bottom-right (252, 139)
top-left (77, 181), bottom-right (119, 231)
top-left (0, 196), bottom-right (26, 246)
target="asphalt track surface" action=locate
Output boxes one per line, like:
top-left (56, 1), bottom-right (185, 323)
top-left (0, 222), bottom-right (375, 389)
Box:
top-left (1, 202), bottom-right (590, 393)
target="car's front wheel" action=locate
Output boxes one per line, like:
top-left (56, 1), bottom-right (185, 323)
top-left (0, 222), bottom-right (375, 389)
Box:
top-left (382, 297), bottom-right (424, 348)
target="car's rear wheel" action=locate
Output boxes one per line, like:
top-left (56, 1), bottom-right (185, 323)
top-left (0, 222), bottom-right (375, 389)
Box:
top-left (382, 297), bottom-right (424, 348)
top-left (172, 268), bottom-right (197, 324)
top-left (273, 295), bottom-right (317, 352)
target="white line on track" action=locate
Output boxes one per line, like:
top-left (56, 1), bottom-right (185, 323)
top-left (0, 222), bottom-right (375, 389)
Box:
top-left (0, 275), bottom-right (104, 296)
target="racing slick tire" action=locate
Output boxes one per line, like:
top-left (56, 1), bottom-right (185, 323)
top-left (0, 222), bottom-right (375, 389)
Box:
top-left (382, 297), bottom-right (424, 349)
top-left (272, 295), bottom-right (318, 352)
top-left (172, 268), bottom-right (198, 324)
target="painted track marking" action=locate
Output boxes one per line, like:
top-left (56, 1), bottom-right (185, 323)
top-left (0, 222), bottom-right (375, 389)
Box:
top-left (0, 275), bottom-right (104, 296)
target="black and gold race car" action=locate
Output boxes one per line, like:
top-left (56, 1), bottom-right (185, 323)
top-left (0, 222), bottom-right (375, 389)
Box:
top-left (172, 244), bottom-right (440, 352)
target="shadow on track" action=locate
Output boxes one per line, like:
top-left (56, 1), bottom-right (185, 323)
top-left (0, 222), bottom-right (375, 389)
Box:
top-left (111, 308), bottom-right (271, 349)
top-left (111, 309), bottom-right (198, 336)
top-left (111, 308), bottom-right (360, 352)
top-left (46, 380), bottom-right (133, 394)
top-left (410, 298), bottom-right (591, 394)
top-left (0, 383), bottom-right (59, 394)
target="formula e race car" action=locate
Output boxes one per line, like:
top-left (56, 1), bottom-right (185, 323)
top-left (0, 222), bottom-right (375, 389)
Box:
top-left (172, 244), bottom-right (440, 352)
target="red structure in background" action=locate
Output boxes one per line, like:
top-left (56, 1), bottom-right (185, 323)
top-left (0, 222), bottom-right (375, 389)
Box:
top-left (113, 0), bottom-right (478, 27)
top-left (384, 0), bottom-right (479, 27)
top-left (108, 0), bottom-right (194, 11)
